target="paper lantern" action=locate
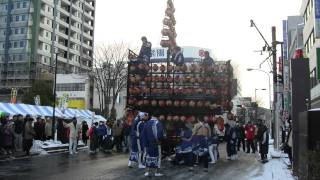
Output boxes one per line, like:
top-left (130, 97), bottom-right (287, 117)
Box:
top-left (181, 100), bottom-right (187, 107)
top-left (152, 64), bottom-right (159, 71)
top-left (130, 65), bottom-right (136, 72)
top-left (143, 100), bottom-right (149, 105)
top-left (138, 63), bottom-right (145, 70)
top-left (159, 115), bottom-right (165, 121)
top-left (204, 101), bottom-right (211, 107)
top-left (166, 100), bottom-right (173, 106)
top-left (167, 65), bottom-right (174, 72)
top-left (151, 100), bottom-right (157, 106)
top-left (160, 65), bottom-right (166, 72)
top-left (180, 116), bottom-right (186, 122)
top-left (181, 64), bottom-right (188, 72)
top-left (197, 101), bottom-right (204, 107)
top-left (174, 100), bottom-right (180, 107)
top-left (189, 101), bottom-right (196, 107)
top-left (173, 116), bottom-right (180, 121)
top-left (159, 75), bottom-right (165, 82)
top-left (159, 100), bottom-right (165, 107)
top-left (167, 115), bottom-right (173, 121)
top-left (137, 100), bottom-right (143, 106)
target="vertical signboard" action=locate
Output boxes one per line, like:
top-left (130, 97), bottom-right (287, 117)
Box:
top-left (282, 20), bottom-right (288, 61)
top-left (315, 0), bottom-right (320, 37)
top-left (317, 48), bottom-right (320, 79)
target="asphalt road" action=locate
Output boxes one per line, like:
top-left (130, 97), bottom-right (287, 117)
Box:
top-left (0, 144), bottom-right (294, 180)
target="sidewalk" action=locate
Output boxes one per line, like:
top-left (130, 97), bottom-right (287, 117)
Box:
top-left (0, 140), bottom-right (87, 161)
top-left (245, 141), bottom-right (297, 180)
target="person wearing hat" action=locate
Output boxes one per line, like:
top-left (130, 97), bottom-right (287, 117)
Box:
top-left (128, 111), bottom-right (148, 169)
top-left (139, 36), bottom-right (152, 62)
top-left (141, 111), bottom-right (165, 177)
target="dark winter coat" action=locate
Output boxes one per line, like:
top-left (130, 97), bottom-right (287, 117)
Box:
top-left (202, 56), bottom-right (214, 66)
top-left (172, 51), bottom-right (184, 66)
top-left (139, 41), bottom-right (152, 58)
top-left (82, 124), bottom-right (89, 140)
top-left (14, 120), bottom-right (24, 134)
top-left (259, 125), bottom-right (269, 154)
top-left (3, 122), bottom-right (14, 147)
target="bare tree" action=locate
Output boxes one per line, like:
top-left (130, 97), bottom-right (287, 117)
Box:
top-left (93, 43), bottom-right (129, 119)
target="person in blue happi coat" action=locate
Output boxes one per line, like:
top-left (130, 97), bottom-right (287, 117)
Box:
top-left (141, 111), bottom-right (166, 177)
top-left (173, 122), bottom-right (193, 170)
top-left (128, 111), bottom-right (148, 169)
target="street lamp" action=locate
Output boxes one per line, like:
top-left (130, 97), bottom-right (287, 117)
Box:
top-left (247, 68), bottom-right (272, 111)
top-left (52, 51), bottom-right (64, 141)
top-left (247, 68), bottom-right (274, 140)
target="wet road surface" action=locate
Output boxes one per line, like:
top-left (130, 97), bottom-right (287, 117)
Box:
top-left (0, 144), bottom-right (294, 180)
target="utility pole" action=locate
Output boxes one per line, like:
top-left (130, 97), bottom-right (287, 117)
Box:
top-left (272, 26), bottom-right (279, 149)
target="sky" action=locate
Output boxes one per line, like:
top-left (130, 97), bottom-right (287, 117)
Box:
top-left (94, 0), bottom-right (302, 108)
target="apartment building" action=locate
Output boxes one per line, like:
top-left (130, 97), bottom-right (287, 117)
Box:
top-left (0, 0), bottom-right (95, 101)
top-left (300, 0), bottom-right (320, 108)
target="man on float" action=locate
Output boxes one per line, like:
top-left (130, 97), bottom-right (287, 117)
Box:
top-left (141, 111), bottom-right (166, 177)
top-left (202, 51), bottom-right (214, 66)
top-left (128, 111), bottom-right (148, 168)
top-left (172, 46), bottom-right (184, 66)
top-left (139, 36), bottom-right (152, 63)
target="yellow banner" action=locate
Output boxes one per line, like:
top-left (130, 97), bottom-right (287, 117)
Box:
top-left (68, 99), bottom-right (85, 109)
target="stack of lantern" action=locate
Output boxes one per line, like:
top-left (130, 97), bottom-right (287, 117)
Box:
top-left (127, 99), bottom-right (233, 111)
top-left (129, 63), bottom-right (230, 73)
top-left (160, 0), bottom-right (177, 49)
top-left (158, 115), bottom-right (218, 123)
top-left (127, 60), bottom-right (234, 113)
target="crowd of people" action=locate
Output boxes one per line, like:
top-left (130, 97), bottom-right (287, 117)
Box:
top-left (0, 113), bottom-right (53, 156)
top-left (123, 108), bottom-right (270, 177)
top-left (1, 108), bottom-right (270, 177)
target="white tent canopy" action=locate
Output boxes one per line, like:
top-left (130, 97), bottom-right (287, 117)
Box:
top-left (0, 103), bottom-right (106, 122)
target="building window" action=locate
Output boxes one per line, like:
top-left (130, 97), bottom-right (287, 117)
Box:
top-left (15, 16), bottom-right (19, 21)
top-left (17, 2), bottom-right (21, 8)
top-left (22, 15), bottom-right (26, 21)
top-left (21, 28), bottom-right (25, 34)
top-left (48, 7), bottom-right (51, 12)
top-left (46, 31), bottom-right (49, 37)
top-left (13, 42), bottom-right (18, 48)
top-left (23, 2), bottom-right (27, 8)
top-left (47, 19), bottom-right (50, 25)
top-left (19, 55), bottom-right (23, 61)
top-left (5, 5), bottom-right (8, 10)
top-left (15, 28), bottom-right (19, 34)
top-left (310, 68), bottom-right (318, 89)
top-left (20, 41), bottom-right (24, 47)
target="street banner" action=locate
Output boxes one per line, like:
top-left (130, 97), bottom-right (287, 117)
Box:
top-left (34, 95), bottom-right (41, 106)
top-left (282, 20), bottom-right (288, 61)
top-left (10, 88), bottom-right (17, 104)
top-left (315, 0), bottom-right (320, 38)
top-left (317, 48), bottom-right (320, 80)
